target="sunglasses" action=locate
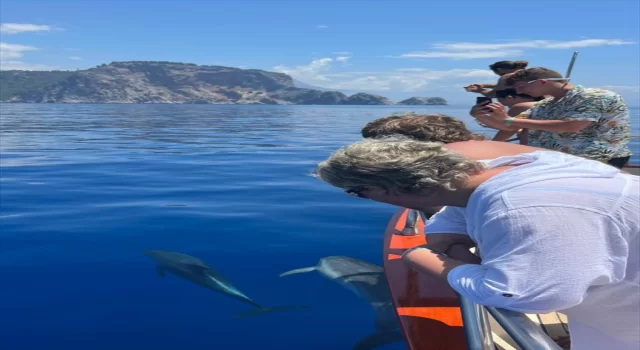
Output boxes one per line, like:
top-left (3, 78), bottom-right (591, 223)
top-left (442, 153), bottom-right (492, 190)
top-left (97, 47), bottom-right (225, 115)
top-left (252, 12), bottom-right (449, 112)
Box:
top-left (345, 188), bottom-right (368, 199)
top-left (513, 77), bottom-right (569, 89)
top-left (495, 88), bottom-right (518, 98)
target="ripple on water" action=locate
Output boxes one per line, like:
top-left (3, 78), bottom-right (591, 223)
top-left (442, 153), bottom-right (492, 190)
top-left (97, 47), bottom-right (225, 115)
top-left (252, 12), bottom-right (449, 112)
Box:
top-left (0, 104), bottom-right (637, 350)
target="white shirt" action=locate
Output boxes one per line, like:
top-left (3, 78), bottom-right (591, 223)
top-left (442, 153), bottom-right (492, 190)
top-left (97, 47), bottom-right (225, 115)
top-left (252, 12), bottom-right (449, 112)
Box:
top-left (425, 151), bottom-right (640, 349)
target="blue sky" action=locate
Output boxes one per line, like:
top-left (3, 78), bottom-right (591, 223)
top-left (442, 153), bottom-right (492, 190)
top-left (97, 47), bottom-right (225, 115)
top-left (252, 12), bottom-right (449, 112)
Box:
top-left (1, 0), bottom-right (639, 104)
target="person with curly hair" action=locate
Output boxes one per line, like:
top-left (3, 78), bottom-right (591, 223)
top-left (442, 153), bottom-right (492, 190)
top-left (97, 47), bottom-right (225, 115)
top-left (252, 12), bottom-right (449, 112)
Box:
top-left (361, 113), bottom-right (485, 143)
top-left (464, 60), bottom-right (529, 97)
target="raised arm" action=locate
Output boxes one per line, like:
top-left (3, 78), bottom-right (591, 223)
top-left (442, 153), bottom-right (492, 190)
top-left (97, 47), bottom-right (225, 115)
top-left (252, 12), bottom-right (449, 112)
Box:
top-left (491, 102), bottom-right (536, 142)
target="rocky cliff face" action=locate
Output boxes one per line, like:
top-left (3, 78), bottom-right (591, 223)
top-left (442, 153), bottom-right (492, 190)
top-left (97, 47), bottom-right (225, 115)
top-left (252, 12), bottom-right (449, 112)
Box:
top-left (14, 62), bottom-right (299, 104)
top-left (396, 97), bottom-right (448, 105)
top-left (0, 70), bottom-right (75, 101)
top-left (270, 87), bottom-right (347, 105)
top-left (3, 61), bottom-right (447, 105)
top-left (339, 93), bottom-right (394, 105)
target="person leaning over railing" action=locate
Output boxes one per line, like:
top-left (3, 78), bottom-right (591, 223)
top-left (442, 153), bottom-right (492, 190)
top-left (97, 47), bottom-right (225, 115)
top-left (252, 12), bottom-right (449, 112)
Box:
top-left (361, 113), bottom-right (487, 218)
top-left (470, 67), bottom-right (633, 169)
top-left (360, 112), bottom-right (544, 218)
top-left (313, 138), bottom-right (640, 350)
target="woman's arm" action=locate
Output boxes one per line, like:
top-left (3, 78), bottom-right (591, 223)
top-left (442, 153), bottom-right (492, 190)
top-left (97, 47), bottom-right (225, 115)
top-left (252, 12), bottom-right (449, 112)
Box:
top-left (402, 247), bottom-right (471, 282)
top-left (518, 129), bottom-right (528, 145)
top-left (492, 130), bottom-right (518, 141)
top-left (490, 103), bottom-right (535, 141)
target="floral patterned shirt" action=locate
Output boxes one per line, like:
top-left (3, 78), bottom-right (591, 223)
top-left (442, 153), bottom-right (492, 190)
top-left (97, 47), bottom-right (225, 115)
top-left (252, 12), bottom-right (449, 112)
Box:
top-left (526, 85), bottom-right (632, 160)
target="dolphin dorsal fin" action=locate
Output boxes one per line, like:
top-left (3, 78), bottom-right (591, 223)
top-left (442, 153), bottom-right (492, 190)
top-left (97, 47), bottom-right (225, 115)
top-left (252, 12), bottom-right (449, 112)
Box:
top-left (279, 266), bottom-right (316, 277)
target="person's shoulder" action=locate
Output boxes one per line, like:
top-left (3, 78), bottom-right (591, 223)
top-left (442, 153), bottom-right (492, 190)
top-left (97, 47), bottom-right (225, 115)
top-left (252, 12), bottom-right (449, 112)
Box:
top-left (527, 97), bottom-right (553, 111)
top-left (444, 140), bottom-right (543, 161)
top-left (576, 86), bottom-right (623, 100)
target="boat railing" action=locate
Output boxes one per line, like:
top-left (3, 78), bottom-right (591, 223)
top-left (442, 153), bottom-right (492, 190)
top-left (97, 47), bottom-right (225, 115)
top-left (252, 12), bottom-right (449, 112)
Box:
top-left (404, 209), bottom-right (563, 350)
top-left (459, 295), bottom-right (495, 350)
top-left (485, 306), bottom-right (562, 350)
top-left (399, 208), bottom-right (420, 235)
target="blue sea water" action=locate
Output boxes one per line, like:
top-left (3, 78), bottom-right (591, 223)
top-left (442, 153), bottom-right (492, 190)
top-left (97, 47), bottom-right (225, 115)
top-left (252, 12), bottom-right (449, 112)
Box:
top-left (0, 104), bottom-right (638, 350)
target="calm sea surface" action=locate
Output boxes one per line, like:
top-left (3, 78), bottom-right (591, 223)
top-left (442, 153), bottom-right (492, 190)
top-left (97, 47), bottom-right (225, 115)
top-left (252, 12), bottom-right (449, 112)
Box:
top-left (1, 104), bottom-right (638, 350)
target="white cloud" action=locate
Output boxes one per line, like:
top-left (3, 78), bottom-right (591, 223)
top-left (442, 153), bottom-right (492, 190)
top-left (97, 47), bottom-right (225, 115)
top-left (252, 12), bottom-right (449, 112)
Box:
top-left (69, 56), bottom-right (83, 60)
top-left (0, 42), bottom-right (38, 60)
top-left (274, 58), bottom-right (496, 92)
top-left (273, 58), bottom-right (334, 82)
top-left (394, 39), bottom-right (636, 60)
top-left (332, 51), bottom-right (351, 55)
top-left (0, 23), bottom-right (56, 34)
top-left (396, 50), bottom-right (522, 60)
top-left (316, 25), bottom-right (328, 29)
top-left (433, 39), bottom-right (635, 51)
top-left (0, 42), bottom-right (62, 71)
top-left (0, 60), bottom-right (61, 71)
top-left (335, 56), bottom-right (350, 63)
top-left (395, 68), bottom-right (429, 72)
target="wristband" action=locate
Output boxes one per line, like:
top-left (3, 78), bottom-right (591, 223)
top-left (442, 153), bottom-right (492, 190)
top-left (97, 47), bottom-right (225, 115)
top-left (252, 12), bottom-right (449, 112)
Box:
top-left (504, 117), bottom-right (515, 126)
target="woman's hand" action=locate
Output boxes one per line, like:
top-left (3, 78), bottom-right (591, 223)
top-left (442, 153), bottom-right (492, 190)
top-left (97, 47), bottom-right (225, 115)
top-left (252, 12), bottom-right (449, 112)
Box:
top-left (401, 246), bottom-right (469, 281)
top-left (464, 84), bottom-right (484, 93)
top-left (470, 102), bottom-right (519, 131)
top-left (480, 102), bottom-right (510, 123)
top-left (470, 103), bottom-right (503, 130)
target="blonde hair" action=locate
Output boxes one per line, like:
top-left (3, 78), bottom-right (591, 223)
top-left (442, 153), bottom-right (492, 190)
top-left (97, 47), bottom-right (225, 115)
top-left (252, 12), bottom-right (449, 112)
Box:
top-left (313, 137), bottom-right (486, 194)
top-left (361, 113), bottom-right (485, 143)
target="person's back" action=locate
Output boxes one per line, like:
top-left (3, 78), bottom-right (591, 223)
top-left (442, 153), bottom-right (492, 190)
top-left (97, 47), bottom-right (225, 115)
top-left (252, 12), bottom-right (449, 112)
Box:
top-left (445, 139), bottom-right (546, 159)
top-left (528, 86), bottom-right (631, 160)
top-left (450, 150), bottom-right (639, 349)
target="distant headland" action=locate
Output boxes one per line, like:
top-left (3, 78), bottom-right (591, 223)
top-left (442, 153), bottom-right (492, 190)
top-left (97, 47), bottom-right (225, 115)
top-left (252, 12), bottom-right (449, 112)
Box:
top-left (0, 61), bottom-right (448, 106)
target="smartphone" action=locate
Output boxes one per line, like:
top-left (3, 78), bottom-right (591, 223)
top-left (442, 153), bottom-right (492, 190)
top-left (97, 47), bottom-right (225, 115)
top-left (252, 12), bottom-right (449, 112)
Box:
top-left (476, 96), bottom-right (492, 105)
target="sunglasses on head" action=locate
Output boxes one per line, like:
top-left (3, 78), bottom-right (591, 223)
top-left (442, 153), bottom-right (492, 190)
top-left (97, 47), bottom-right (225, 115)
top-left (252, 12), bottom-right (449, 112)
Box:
top-left (345, 188), bottom-right (368, 199)
top-left (514, 77), bottom-right (569, 88)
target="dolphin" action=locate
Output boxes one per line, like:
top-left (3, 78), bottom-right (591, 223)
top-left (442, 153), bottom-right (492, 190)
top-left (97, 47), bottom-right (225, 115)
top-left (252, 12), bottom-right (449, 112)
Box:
top-left (145, 250), bottom-right (308, 317)
top-left (280, 256), bottom-right (404, 350)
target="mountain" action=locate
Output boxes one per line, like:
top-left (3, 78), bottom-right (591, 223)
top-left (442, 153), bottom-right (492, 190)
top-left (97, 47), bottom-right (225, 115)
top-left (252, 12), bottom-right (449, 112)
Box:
top-left (292, 79), bottom-right (334, 91)
top-left (293, 79), bottom-right (364, 98)
top-left (0, 70), bottom-right (75, 101)
top-left (1, 61), bottom-right (446, 105)
top-left (397, 97), bottom-right (448, 105)
top-left (270, 87), bottom-right (347, 105)
top-left (339, 93), bottom-right (394, 105)
top-left (10, 61), bottom-right (296, 104)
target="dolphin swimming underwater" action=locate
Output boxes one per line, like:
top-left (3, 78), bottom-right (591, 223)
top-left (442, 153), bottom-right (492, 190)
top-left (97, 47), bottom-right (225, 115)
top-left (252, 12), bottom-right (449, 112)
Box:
top-left (145, 250), bottom-right (308, 317)
top-left (280, 256), bottom-right (404, 350)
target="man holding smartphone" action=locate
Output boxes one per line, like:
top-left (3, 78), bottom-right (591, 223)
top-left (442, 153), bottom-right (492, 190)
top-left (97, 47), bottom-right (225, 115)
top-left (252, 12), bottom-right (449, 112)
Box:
top-left (471, 67), bottom-right (632, 168)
